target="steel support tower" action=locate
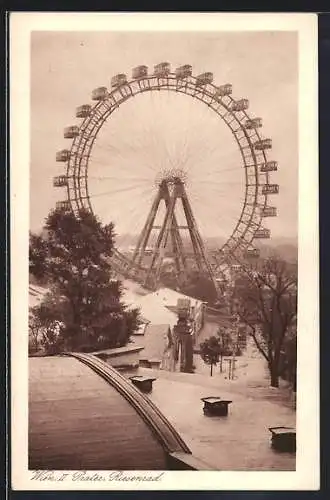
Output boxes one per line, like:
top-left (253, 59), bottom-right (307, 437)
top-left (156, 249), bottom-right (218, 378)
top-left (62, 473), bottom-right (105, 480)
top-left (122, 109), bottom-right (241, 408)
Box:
top-left (130, 172), bottom-right (218, 291)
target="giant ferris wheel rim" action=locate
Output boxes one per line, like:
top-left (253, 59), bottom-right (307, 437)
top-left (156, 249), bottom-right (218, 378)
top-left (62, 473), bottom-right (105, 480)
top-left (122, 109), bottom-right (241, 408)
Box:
top-left (57, 65), bottom-right (277, 276)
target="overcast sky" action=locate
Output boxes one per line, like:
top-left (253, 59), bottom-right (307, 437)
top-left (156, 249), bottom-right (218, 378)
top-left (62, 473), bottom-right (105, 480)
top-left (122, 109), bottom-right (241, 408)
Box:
top-left (30, 31), bottom-right (298, 242)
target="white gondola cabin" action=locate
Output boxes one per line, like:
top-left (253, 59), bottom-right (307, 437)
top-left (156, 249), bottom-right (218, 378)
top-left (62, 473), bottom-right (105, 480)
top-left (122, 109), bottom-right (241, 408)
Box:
top-left (245, 117), bottom-right (262, 129)
top-left (154, 62), bottom-right (171, 77)
top-left (260, 161), bottom-right (278, 172)
top-left (245, 248), bottom-right (260, 258)
top-left (53, 175), bottom-right (68, 187)
top-left (231, 99), bottom-right (249, 112)
top-left (111, 74), bottom-right (128, 88)
top-left (215, 84), bottom-right (232, 96)
top-left (254, 228), bottom-right (270, 239)
top-left (56, 201), bottom-right (71, 211)
top-left (175, 65), bottom-right (192, 79)
top-left (56, 149), bottom-right (70, 162)
top-left (262, 206), bottom-right (277, 217)
top-left (132, 65), bottom-right (148, 79)
top-left (254, 138), bottom-right (272, 150)
top-left (64, 126), bottom-right (79, 139)
top-left (76, 104), bottom-right (91, 118)
top-left (262, 184), bottom-right (279, 195)
top-left (196, 72), bottom-right (213, 86)
top-left (92, 87), bottom-right (108, 101)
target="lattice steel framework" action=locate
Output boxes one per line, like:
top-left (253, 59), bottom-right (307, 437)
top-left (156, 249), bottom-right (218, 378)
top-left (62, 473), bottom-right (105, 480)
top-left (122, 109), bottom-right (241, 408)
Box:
top-left (130, 174), bottom-right (219, 291)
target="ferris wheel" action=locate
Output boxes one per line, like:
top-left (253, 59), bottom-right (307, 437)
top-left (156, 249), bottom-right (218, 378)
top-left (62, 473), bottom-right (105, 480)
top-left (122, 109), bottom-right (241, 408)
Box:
top-left (54, 62), bottom-right (279, 292)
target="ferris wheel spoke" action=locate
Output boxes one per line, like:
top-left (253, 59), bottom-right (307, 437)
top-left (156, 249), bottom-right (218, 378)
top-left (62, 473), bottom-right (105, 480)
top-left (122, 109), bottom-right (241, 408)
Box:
top-left (188, 154), bottom-right (240, 179)
top-left (118, 207), bottom-right (150, 239)
top-left (190, 189), bottom-right (244, 207)
top-left (92, 142), bottom-right (125, 157)
top-left (189, 187), bottom-right (245, 203)
top-left (198, 212), bottom-right (246, 238)
top-left (92, 188), bottom-right (155, 233)
top-left (188, 205), bottom-right (240, 229)
top-left (199, 164), bottom-right (247, 178)
top-left (94, 138), bottom-right (159, 175)
top-left (188, 199), bottom-right (245, 229)
top-left (118, 202), bottom-right (157, 245)
top-left (93, 150), bottom-right (157, 176)
top-left (190, 194), bottom-right (243, 220)
top-left (197, 179), bottom-right (244, 188)
top-left (91, 185), bottom-right (154, 211)
top-left (106, 209), bottom-right (146, 241)
top-left (89, 176), bottom-right (150, 189)
top-left (87, 182), bottom-right (152, 199)
top-left (188, 185), bottom-right (242, 202)
top-left (191, 147), bottom-right (241, 171)
top-left (88, 174), bottom-right (152, 183)
top-left (89, 159), bottom-right (153, 177)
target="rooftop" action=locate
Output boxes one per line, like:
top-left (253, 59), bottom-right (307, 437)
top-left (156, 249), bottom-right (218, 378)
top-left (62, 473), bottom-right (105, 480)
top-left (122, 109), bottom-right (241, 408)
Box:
top-left (29, 350), bottom-right (296, 471)
top-left (29, 354), bottom-right (211, 470)
top-left (130, 324), bottom-right (173, 367)
top-left (123, 366), bottom-right (296, 471)
top-left (128, 293), bottom-right (178, 328)
top-left (150, 287), bottom-right (205, 308)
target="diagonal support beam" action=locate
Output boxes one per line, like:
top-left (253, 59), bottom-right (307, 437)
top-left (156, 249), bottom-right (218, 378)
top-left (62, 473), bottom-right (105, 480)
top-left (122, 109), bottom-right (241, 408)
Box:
top-left (131, 187), bottom-right (162, 268)
top-left (180, 188), bottom-right (220, 293)
top-left (162, 183), bottom-right (188, 280)
top-left (130, 176), bottom-right (221, 297)
top-left (145, 185), bottom-right (179, 287)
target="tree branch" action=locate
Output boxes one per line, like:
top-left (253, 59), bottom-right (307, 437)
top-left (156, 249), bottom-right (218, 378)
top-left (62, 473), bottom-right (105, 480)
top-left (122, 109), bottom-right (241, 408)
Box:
top-left (237, 312), bottom-right (269, 362)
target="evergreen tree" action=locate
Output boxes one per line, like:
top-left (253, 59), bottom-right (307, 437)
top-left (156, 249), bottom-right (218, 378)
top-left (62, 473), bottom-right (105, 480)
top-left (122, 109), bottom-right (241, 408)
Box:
top-left (29, 207), bottom-right (140, 353)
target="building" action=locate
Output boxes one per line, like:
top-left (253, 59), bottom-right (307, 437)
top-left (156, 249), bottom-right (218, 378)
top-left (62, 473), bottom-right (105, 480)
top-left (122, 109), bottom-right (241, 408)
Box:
top-left (130, 323), bottom-right (176, 371)
top-left (28, 279), bottom-right (204, 370)
top-left (144, 287), bottom-right (206, 342)
top-left (122, 287), bottom-right (178, 370)
top-left (122, 285), bottom-right (206, 367)
top-left (127, 292), bottom-right (178, 328)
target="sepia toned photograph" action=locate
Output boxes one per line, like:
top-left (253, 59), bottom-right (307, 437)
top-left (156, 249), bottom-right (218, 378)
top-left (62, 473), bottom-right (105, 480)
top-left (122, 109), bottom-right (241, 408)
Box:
top-left (10, 13), bottom-right (318, 491)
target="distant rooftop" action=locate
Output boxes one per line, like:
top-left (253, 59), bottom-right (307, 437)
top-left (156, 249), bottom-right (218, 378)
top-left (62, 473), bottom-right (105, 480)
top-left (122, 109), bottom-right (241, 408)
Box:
top-left (151, 287), bottom-right (206, 308)
top-left (126, 292), bottom-right (178, 328)
top-left (130, 324), bottom-right (174, 369)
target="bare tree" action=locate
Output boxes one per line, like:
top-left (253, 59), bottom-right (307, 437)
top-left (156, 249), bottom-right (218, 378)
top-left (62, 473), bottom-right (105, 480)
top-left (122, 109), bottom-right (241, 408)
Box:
top-left (234, 257), bottom-right (297, 388)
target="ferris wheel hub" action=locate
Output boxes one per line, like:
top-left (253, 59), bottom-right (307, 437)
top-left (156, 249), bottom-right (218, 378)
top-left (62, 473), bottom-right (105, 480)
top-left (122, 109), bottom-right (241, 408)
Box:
top-left (155, 168), bottom-right (188, 188)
